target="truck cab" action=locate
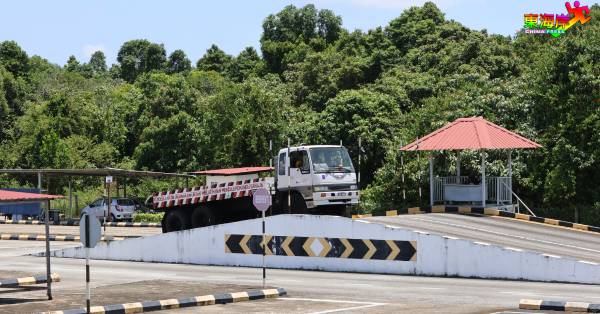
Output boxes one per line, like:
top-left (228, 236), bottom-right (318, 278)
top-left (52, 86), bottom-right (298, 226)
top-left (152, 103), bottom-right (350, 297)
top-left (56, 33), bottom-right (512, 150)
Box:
top-left (275, 145), bottom-right (359, 215)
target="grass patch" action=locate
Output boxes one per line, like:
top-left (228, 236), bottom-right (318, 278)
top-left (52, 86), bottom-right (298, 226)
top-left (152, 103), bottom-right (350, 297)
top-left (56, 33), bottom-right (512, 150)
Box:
top-left (134, 212), bottom-right (164, 223)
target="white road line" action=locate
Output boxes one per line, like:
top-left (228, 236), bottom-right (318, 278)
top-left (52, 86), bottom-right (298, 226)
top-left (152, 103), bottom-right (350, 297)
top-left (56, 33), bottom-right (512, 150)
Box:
top-left (281, 297), bottom-right (386, 305)
top-left (411, 217), bottom-right (600, 254)
top-left (280, 298), bottom-right (387, 314)
top-left (308, 303), bottom-right (384, 313)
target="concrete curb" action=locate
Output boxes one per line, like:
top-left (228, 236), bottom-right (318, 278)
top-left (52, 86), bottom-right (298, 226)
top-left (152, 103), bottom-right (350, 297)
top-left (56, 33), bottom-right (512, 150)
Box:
top-left (0, 220), bottom-right (161, 228)
top-left (0, 273), bottom-right (60, 288)
top-left (0, 233), bottom-right (132, 242)
top-left (354, 205), bottom-right (600, 234)
top-left (519, 299), bottom-right (600, 312)
top-left (44, 288), bottom-right (287, 314)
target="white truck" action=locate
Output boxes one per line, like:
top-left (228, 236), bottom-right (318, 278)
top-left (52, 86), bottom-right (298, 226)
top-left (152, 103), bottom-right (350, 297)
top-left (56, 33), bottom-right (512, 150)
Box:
top-left (152, 145), bottom-right (360, 232)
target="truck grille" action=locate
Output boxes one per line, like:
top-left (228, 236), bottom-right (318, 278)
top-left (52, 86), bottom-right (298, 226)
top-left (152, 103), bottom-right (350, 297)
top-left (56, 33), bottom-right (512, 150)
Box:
top-left (328, 185), bottom-right (351, 191)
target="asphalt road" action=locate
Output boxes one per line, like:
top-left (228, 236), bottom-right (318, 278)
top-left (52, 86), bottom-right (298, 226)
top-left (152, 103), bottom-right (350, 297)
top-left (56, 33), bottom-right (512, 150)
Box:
top-left (365, 213), bottom-right (600, 263)
top-left (1, 241), bottom-right (599, 313)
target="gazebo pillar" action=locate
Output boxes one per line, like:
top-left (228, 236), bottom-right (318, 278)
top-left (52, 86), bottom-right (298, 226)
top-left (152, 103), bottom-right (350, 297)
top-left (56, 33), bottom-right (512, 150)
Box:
top-left (481, 151), bottom-right (486, 206)
top-left (508, 150), bottom-right (512, 206)
top-left (456, 153), bottom-right (461, 181)
top-left (429, 155), bottom-right (434, 207)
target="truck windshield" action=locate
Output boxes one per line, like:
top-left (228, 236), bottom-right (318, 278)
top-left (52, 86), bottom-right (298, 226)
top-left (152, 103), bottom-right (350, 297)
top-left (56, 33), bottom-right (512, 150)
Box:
top-left (309, 147), bottom-right (354, 173)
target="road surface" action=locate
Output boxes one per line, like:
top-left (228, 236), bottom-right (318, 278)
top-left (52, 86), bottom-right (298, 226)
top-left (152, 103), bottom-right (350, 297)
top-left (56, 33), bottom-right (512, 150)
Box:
top-left (365, 213), bottom-right (600, 263)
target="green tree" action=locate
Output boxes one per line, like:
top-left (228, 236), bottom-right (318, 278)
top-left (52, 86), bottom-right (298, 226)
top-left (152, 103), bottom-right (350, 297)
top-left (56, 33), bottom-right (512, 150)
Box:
top-left (117, 39), bottom-right (167, 82)
top-left (228, 47), bottom-right (263, 82)
top-left (65, 55), bottom-right (81, 73)
top-left (166, 49), bottom-right (191, 74)
top-left (89, 50), bottom-right (108, 74)
top-left (196, 44), bottom-right (232, 74)
top-left (0, 41), bottom-right (29, 77)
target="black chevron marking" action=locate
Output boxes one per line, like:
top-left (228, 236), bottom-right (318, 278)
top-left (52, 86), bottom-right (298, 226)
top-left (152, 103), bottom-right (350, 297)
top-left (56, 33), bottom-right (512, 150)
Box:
top-left (369, 239), bottom-right (389, 260)
top-left (226, 234), bottom-right (244, 253)
top-left (396, 241), bottom-right (416, 261)
top-left (347, 238), bottom-right (368, 259)
top-left (225, 234), bottom-right (417, 261)
top-left (290, 236), bottom-right (309, 257)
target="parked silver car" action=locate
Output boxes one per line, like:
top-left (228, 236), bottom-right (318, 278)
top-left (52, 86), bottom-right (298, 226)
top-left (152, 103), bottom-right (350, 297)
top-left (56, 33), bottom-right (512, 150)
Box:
top-left (81, 198), bottom-right (136, 222)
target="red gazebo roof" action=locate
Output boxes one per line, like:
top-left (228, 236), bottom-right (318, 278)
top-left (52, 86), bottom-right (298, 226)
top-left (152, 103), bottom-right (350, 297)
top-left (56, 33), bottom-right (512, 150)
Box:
top-left (0, 190), bottom-right (63, 202)
top-left (400, 117), bottom-right (541, 151)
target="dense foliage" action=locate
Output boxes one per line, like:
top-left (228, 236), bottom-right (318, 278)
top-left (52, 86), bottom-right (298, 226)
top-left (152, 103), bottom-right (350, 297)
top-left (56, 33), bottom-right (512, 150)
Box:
top-left (0, 3), bottom-right (598, 223)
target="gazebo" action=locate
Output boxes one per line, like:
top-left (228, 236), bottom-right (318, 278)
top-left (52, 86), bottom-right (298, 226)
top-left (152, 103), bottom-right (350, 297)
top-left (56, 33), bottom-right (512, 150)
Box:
top-left (0, 189), bottom-right (63, 300)
top-left (400, 117), bottom-right (541, 210)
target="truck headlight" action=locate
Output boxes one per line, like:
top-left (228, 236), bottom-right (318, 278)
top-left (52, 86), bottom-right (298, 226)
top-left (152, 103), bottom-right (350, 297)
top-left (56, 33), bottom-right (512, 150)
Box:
top-left (350, 185), bottom-right (357, 190)
top-left (314, 186), bottom-right (328, 192)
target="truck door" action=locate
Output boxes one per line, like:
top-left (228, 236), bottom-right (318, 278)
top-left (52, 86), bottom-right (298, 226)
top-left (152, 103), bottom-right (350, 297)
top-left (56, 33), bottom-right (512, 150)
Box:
top-left (277, 151), bottom-right (289, 189)
top-left (289, 150), bottom-right (312, 190)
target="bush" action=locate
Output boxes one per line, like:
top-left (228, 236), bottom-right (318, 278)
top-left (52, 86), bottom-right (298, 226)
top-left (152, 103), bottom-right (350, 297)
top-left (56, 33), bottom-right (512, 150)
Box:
top-left (134, 212), bottom-right (164, 223)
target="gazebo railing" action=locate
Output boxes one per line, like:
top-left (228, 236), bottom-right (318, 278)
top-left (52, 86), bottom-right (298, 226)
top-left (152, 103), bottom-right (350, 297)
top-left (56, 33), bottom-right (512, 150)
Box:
top-left (433, 176), bottom-right (469, 202)
top-left (433, 176), bottom-right (511, 204)
top-left (486, 176), bottom-right (511, 203)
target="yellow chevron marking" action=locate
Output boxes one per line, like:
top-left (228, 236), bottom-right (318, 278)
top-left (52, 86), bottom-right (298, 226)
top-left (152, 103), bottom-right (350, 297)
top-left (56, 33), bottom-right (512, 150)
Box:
top-left (121, 302), bottom-right (143, 313)
top-left (0, 234), bottom-right (9, 240)
top-left (224, 234), bottom-right (231, 253)
top-left (37, 235), bottom-right (46, 241)
top-left (262, 289), bottom-right (280, 298)
top-left (55, 235), bottom-right (66, 241)
top-left (519, 299), bottom-right (543, 310)
top-left (89, 305), bottom-right (106, 313)
top-left (565, 302), bottom-right (590, 312)
top-left (407, 207), bottom-right (422, 214)
top-left (515, 213), bottom-right (530, 220)
top-left (18, 234), bottom-right (29, 240)
top-left (159, 298), bottom-right (180, 309)
top-left (282, 236), bottom-right (294, 256)
top-left (230, 291), bottom-right (250, 302)
top-left (409, 241), bottom-right (418, 261)
top-left (17, 276), bottom-right (35, 285)
top-left (458, 206), bottom-right (472, 214)
top-left (302, 237), bottom-right (317, 257)
top-left (195, 294), bottom-right (216, 305)
top-left (545, 218), bottom-right (559, 226)
top-left (262, 235), bottom-right (273, 255)
top-left (573, 223), bottom-right (588, 230)
top-left (385, 240), bottom-right (400, 260)
top-left (50, 273), bottom-right (61, 282)
top-left (240, 235), bottom-right (252, 254)
top-left (318, 237), bottom-right (331, 257)
top-left (385, 210), bottom-right (397, 216)
top-left (363, 239), bottom-right (376, 259)
top-left (431, 205), bottom-right (445, 213)
top-left (340, 238), bottom-right (354, 258)
top-left (484, 208), bottom-right (500, 216)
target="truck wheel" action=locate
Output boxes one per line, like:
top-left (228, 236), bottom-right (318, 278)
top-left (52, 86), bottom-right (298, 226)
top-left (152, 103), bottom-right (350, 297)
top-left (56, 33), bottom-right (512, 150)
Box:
top-left (163, 209), bottom-right (191, 233)
top-left (191, 206), bottom-right (219, 228)
top-left (291, 193), bottom-right (308, 214)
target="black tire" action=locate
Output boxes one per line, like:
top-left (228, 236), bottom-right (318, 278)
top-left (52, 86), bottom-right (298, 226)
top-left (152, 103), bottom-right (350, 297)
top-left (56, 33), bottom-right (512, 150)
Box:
top-left (191, 206), bottom-right (219, 228)
top-left (291, 192), bottom-right (308, 214)
top-left (163, 209), bottom-right (191, 233)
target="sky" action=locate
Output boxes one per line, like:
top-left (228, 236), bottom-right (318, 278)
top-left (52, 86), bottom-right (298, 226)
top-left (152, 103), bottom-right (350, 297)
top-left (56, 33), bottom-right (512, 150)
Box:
top-left (0, 0), bottom-right (596, 66)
